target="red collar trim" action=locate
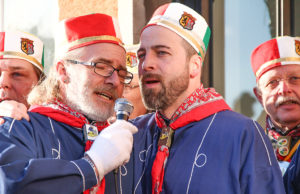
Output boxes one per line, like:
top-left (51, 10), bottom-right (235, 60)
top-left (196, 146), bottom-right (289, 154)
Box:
top-left (155, 86), bottom-right (231, 129)
top-left (29, 101), bottom-right (108, 128)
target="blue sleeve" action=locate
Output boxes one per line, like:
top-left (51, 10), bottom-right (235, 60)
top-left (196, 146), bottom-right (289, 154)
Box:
top-left (239, 120), bottom-right (286, 194)
top-left (283, 147), bottom-right (300, 194)
top-left (0, 117), bottom-right (98, 194)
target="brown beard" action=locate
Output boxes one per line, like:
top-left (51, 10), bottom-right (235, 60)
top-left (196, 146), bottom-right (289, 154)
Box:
top-left (141, 65), bottom-right (189, 111)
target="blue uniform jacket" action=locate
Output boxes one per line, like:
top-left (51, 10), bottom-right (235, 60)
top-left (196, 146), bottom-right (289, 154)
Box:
top-left (0, 110), bottom-right (286, 194)
top-left (284, 146), bottom-right (300, 194)
top-left (0, 112), bottom-right (131, 194)
top-left (128, 110), bottom-right (286, 194)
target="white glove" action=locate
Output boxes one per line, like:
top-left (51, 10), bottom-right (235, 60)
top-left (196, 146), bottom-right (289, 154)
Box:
top-left (85, 120), bottom-right (138, 180)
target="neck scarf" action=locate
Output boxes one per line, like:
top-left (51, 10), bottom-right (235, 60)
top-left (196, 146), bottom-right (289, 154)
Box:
top-left (265, 116), bottom-right (300, 162)
top-left (151, 85), bottom-right (231, 194)
top-left (30, 100), bottom-right (108, 194)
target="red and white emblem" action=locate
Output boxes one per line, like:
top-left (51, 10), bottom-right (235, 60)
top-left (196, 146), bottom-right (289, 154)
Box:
top-left (21, 38), bottom-right (34, 55)
top-left (179, 12), bottom-right (196, 30)
top-left (126, 52), bottom-right (138, 68)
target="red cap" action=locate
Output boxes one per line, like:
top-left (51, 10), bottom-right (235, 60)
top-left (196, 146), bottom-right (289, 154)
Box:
top-left (55, 13), bottom-right (124, 56)
top-left (251, 36), bottom-right (300, 79)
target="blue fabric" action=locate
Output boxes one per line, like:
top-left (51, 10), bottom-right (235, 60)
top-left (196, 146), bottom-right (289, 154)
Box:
top-left (129, 110), bottom-right (285, 194)
top-left (0, 109), bottom-right (286, 194)
top-left (0, 112), bottom-right (115, 194)
top-left (284, 146), bottom-right (300, 194)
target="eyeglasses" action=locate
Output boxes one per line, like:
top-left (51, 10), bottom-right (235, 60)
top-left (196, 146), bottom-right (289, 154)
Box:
top-left (66, 59), bottom-right (133, 84)
top-left (264, 76), bottom-right (300, 89)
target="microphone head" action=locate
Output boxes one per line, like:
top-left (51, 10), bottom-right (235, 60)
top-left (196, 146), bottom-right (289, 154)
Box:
top-left (114, 98), bottom-right (134, 120)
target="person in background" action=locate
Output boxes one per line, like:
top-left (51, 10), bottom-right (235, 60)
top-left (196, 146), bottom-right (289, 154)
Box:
top-left (0, 30), bottom-right (45, 120)
top-left (127, 2), bottom-right (285, 193)
top-left (0, 13), bottom-right (137, 193)
top-left (123, 44), bottom-right (149, 119)
top-left (251, 36), bottom-right (300, 175)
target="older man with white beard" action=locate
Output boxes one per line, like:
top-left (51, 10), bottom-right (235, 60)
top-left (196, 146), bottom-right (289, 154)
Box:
top-left (252, 36), bottom-right (300, 175)
top-left (0, 13), bottom-right (137, 194)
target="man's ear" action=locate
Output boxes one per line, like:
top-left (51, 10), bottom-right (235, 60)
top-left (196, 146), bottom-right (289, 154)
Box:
top-left (253, 86), bottom-right (263, 105)
top-left (56, 61), bottom-right (69, 83)
top-left (189, 54), bottom-right (202, 78)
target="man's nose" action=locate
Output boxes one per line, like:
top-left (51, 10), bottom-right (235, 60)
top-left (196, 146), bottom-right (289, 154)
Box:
top-left (277, 79), bottom-right (292, 95)
top-left (141, 52), bottom-right (157, 72)
top-left (105, 70), bottom-right (121, 86)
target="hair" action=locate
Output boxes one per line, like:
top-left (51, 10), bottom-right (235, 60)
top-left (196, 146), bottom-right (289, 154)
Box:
top-left (181, 38), bottom-right (198, 61)
top-left (27, 49), bottom-right (82, 106)
top-left (180, 38), bottom-right (204, 86)
top-left (255, 81), bottom-right (262, 94)
top-left (33, 66), bottom-right (46, 82)
top-left (27, 65), bottom-right (62, 105)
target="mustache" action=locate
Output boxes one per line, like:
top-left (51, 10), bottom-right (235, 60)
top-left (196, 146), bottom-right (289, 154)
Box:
top-left (275, 96), bottom-right (300, 107)
top-left (94, 85), bottom-right (119, 100)
top-left (141, 73), bottom-right (162, 83)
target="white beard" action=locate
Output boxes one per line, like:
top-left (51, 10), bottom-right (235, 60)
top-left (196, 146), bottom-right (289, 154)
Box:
top-left (65, 80), bottom-right (114, 122)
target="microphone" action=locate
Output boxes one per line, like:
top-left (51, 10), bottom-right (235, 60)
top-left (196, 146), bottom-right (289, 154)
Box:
top-left (113, 98), bottom-right (134, 194)
top-left (114, 98), bottom-right (134, 121)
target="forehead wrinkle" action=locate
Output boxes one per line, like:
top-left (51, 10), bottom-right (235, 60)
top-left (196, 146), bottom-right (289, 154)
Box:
top-left (10, 66), bottom-right (28, 70)
top-left (152, 45), bottom-right (171, 50)
top-left (1, 64), bottom-right (29, 71)
top-left (93, 57), bottom-right (113, 65)
top-left (138, 44), bottom-right (171, 52)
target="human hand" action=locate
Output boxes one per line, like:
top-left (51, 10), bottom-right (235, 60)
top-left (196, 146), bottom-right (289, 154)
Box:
top-left (107, 116), bottom-right (116, 124)
top-left (85, 120), bottom-right (137, 180)
top-left (0, 100), bottom-right (29, 124)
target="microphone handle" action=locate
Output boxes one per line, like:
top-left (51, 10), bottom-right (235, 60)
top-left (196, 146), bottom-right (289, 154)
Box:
top-left (116, 112), bottom-right (129, 121)
top-left (114, 111), bottom-right (130, 194)
top-left (114, 112), bottom-right (129, 175)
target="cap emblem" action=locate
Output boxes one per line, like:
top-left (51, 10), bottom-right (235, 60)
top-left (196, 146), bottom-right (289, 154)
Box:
top-left (179, 12), bottom-right (196, 30)
top-left (21, 38), bottom-right (34, 55)
top-left (126, 52), bottom-right (138, 68)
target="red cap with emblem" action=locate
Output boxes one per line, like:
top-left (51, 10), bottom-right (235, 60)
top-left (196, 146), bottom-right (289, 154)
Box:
top-left (251, 36), bottom-right (300, 79)
top-left (55, 13), bottom-right (124, 58)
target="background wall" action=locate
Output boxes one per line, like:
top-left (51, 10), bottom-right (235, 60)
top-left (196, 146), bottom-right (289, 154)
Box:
top-left (58, 0), bottom-right (118, 20)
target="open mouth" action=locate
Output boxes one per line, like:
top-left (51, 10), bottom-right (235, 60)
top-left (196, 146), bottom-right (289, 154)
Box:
top-left (143, 77), bottom-right (161, 85)
top-left (95, 92), bottom-right (113, 101)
